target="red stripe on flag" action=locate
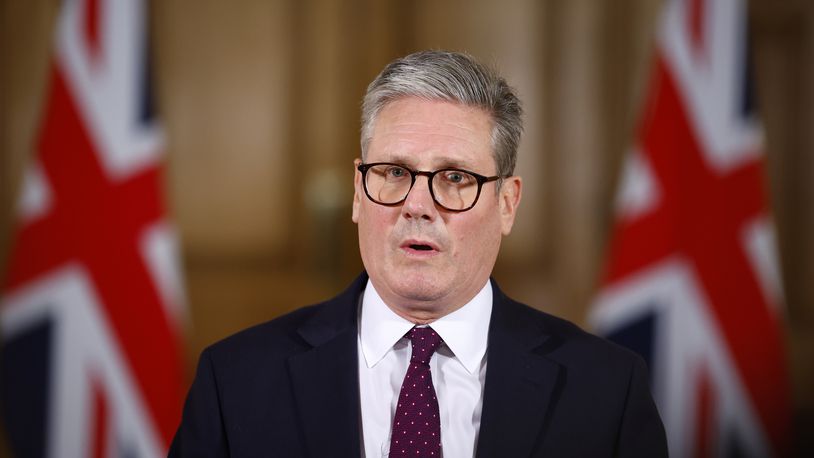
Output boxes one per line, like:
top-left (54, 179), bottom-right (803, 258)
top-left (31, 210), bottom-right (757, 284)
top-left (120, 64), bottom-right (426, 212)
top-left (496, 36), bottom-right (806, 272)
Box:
top-left (694, 365), bottom-right (715, 458)
top-left (83, 0), bottom-right (102, 62)
top-left (689, 0), bottom-right (707, 61)
top-left (92, 378), bottom-right (109, 458)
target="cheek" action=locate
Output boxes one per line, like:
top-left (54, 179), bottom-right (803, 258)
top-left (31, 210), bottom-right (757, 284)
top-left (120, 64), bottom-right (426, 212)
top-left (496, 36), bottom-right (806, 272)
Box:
top-left (358, 205), bottom-right (395, 250)
top-left (451, 214), bottom-right (502, 259)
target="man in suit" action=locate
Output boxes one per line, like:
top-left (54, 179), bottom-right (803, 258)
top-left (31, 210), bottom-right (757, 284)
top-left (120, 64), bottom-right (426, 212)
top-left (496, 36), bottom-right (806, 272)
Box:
top-left (170, 50), bottom-right (668, 457)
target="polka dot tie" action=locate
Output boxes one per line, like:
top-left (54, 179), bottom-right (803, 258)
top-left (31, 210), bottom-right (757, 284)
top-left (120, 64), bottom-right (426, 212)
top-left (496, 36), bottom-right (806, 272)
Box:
top-left (389, 326), bottom-right (444, 457)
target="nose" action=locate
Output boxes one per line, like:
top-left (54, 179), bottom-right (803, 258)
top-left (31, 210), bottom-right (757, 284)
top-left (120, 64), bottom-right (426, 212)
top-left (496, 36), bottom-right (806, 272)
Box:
top-left (401, 175), bottom-right (438, 221)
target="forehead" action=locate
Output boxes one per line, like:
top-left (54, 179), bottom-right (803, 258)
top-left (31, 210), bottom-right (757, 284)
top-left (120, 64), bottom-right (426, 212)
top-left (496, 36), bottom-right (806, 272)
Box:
top-left (368, 98), bottom-right (494, 170)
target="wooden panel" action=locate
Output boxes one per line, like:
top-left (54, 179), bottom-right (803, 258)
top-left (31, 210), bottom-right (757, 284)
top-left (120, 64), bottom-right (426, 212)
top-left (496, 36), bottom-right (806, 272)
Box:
top-left (153, 0), bottom-right (294, 260)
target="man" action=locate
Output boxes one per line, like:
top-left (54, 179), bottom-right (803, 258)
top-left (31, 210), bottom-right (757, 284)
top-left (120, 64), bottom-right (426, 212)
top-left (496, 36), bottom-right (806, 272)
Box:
top-left (170, 50), bottom-right (667, 457)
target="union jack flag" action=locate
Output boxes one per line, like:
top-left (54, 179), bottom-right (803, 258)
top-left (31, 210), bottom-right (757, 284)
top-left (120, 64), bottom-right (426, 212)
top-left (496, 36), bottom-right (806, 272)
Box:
top-left (590, 0), bottom-right (791, 456)
top-left (1, 0), bottom-right (185, 456)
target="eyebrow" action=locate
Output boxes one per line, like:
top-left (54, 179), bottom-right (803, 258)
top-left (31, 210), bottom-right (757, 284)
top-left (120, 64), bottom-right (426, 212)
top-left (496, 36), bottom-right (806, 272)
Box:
top-left (385, 155), bottom-right (472, 171)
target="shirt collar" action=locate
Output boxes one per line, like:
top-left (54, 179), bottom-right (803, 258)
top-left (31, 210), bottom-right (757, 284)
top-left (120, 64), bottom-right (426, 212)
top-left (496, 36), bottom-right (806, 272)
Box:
top-left (359, 278), bottom-right (492, 375)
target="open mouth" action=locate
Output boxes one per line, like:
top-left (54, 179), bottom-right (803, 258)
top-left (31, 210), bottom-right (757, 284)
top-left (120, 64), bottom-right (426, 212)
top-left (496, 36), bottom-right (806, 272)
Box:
top-left (402, 240), bottom-right (439, 253)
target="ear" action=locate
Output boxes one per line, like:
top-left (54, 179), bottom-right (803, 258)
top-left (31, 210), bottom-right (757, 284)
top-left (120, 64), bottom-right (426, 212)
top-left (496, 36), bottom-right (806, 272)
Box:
top-left (352, 158), bottom-right (363, 223)
top-left (498, 175), bottom-right (522, 235)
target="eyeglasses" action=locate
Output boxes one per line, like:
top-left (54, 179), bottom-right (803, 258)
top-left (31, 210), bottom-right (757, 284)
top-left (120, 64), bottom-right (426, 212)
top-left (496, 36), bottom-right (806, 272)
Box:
top-left (357, 162), bottom-right (504, 212)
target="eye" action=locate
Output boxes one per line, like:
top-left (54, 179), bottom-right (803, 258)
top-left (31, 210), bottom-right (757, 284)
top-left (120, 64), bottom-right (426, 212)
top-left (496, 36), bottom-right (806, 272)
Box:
top-left (385, 165), bottom-right (409, 178)
top-left (442, 170), bottom-right (470, 184)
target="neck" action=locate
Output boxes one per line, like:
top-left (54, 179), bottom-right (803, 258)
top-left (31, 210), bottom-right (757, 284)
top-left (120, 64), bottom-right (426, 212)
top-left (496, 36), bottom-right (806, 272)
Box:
top-left (365, 276), bottom-right (491, 325)
top-left (385, 302), bottom-right (464, 325)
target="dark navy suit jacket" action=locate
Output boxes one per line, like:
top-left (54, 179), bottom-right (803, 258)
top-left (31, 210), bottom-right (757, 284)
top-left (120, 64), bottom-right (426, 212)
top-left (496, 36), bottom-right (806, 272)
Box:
top-left (169, 272), bottom-right (668, 457)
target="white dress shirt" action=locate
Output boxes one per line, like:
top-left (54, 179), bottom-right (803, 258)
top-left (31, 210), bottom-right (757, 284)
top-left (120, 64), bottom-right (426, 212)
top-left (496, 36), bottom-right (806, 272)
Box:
top-left (358, 279), bottom-right (492, 458)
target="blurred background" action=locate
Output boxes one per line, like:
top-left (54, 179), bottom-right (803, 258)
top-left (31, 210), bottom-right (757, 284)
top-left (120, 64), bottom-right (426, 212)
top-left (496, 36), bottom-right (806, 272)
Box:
top-left (1, 0), bottom-right (812, 453)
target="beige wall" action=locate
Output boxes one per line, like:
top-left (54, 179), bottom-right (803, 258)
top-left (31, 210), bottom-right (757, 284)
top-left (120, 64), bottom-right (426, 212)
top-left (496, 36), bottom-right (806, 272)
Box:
top-left (1, 0), bottom-right (812, 451)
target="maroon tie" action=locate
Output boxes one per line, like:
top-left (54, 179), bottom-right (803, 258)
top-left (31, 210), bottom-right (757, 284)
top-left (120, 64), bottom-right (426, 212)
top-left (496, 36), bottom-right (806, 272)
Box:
top-left (389, 326), bottom-right (444, 456)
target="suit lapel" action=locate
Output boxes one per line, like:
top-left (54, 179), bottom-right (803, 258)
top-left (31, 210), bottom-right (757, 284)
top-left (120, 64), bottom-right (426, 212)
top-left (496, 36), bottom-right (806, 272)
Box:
top-left (287, 274), bottom-right (365, 458)
top-left (476, 282), bottom-right (563, 458)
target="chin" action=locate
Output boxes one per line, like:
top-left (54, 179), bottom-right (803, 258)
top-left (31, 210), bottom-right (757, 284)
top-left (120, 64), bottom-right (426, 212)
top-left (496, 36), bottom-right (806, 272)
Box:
top-left (387, 271), bottom-right (449, 304)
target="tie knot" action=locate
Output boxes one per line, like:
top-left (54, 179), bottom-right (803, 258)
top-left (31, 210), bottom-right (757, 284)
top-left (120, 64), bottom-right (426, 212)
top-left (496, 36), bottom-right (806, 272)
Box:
top-left (408, 326), bottom-right (443, 365)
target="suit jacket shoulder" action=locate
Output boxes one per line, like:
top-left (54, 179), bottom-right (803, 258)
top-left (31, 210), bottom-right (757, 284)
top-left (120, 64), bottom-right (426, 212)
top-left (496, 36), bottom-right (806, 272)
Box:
top-left (169, 274), bottom-right (366, 458)
top-left (204, 301), bottom-right (325, 371)
top-left (500, 289), bottom-right (645, 372)
top-left (477, 280), bottom-right (668, 457)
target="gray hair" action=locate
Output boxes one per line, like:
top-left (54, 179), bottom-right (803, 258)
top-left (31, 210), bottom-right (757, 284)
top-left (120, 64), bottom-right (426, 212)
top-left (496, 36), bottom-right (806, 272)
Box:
top-left (360, 50), bottom-right (523, 178)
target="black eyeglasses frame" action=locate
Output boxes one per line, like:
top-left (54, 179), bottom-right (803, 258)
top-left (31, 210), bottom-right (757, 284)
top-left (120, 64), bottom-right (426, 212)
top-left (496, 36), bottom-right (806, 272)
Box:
top-left (356, 162), bottom-right (504, 212)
